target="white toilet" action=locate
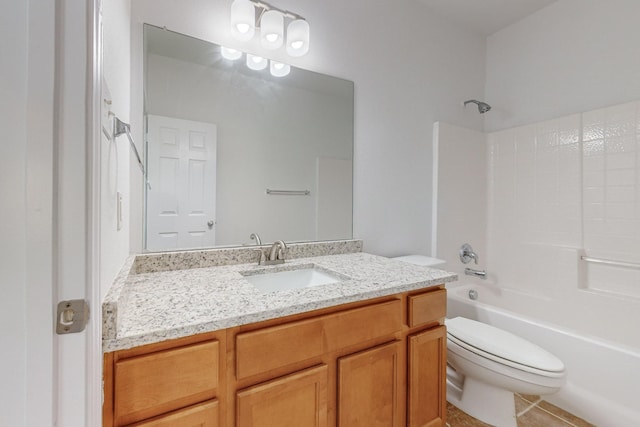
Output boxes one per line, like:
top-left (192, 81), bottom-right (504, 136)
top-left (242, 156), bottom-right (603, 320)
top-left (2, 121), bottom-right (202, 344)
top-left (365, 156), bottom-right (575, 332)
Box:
top-left (392, 255), bottom-right (567, 427)
top-left (446, 316), bottom-right (566, 427)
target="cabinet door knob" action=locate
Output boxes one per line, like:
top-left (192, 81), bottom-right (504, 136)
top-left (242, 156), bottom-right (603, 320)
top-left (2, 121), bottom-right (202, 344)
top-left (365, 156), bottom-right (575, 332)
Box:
top-left (208, 220), bottom-right (215, 228)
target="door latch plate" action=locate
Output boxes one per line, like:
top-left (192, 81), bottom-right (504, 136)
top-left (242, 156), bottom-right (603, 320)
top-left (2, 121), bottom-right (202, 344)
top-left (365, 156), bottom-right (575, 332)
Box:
top-left (56, 299), bottom-right (90, 334)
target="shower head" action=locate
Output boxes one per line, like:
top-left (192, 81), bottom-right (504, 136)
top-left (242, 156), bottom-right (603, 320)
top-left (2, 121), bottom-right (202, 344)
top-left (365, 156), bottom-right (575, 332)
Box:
top-left (464, 99), bottom-right (492, 114)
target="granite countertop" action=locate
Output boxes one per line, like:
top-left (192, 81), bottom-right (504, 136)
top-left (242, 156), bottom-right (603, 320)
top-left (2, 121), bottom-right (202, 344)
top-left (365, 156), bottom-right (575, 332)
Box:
top-left (103, 243), bottom-right (457, 352)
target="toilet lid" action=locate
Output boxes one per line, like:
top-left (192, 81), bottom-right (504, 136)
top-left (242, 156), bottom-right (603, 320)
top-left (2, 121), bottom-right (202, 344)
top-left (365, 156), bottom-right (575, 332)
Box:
top-left (392, 255), bottom-right (446, 267)
top-left (446, 317), bottom-right (565, 373)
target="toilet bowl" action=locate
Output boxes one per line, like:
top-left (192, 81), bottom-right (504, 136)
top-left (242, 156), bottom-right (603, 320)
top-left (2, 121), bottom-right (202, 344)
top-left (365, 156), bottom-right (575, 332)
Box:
top-left (445, 316), bottom-right (566, 427)
top-left (390, 255), bottom-right (566, 427)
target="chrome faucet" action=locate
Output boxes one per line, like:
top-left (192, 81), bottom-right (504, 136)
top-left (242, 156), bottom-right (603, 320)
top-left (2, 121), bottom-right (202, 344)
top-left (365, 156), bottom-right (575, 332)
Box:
top-left (459, 243), bottom-right (479, 265)
top-left (261, 240), bottom-right (286, 265)
top-left (465, 268), bottom-right (487, 280)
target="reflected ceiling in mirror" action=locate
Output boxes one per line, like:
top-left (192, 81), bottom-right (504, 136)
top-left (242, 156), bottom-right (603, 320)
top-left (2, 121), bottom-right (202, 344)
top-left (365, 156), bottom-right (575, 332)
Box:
top-left (143, 24), bottom-right (354, 252)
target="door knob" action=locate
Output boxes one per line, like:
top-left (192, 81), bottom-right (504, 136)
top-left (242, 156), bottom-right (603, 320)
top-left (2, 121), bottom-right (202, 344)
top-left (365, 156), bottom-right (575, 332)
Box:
top-left (207, 220), bottom-right (215, 228)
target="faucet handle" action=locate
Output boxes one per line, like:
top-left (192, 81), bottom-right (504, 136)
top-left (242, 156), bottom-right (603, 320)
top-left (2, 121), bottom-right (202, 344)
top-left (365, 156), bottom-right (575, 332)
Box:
top-left (250, 233), bottom-right (262, 246)
top-left (277, 246), bottom-right (286, 260)
top-left (459, 243), bottom-right (478, 264)
top-left (254, 249), bottom-right (266, 265)
top-left (276, 240), bottom-right (287, 260)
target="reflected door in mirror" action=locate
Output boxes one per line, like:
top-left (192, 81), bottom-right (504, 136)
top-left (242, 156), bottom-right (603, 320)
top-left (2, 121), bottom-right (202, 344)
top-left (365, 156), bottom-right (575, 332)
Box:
top-left (146, 115), bottom-right (217, 251)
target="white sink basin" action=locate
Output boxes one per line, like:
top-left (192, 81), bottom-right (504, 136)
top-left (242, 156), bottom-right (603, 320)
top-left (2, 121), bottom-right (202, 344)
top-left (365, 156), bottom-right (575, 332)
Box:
top-left (242, 266), bottom-right (344, 292)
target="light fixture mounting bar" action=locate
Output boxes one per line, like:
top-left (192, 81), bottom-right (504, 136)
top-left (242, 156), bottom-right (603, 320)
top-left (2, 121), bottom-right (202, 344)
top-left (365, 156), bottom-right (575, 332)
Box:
top-left (252, 1), bottom-right (304, 22)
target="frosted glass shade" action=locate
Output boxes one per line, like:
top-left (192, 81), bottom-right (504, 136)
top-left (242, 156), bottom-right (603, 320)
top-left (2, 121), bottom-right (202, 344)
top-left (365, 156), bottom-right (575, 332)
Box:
top-left (286, 19), bottom-right (310, 57)
top-left (270, 60), bottom-right (290, 77)
top-left (246, 53), bottom-right (268, 70)
top-left (230, 0), bottom-right (255, 41)
top-left (260, 10), bottom-right (284, 50)
top-left (221, 46), bottom-right (242, 60)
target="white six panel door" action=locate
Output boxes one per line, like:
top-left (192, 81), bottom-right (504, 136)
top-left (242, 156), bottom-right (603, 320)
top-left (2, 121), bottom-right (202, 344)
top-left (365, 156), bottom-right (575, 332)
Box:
top-left (146, 115), bottom-right (217, 251)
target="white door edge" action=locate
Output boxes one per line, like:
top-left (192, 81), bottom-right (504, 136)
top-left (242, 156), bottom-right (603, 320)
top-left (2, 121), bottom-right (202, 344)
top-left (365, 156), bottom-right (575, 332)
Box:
top-left (86, 0), bottom-right (103, 425)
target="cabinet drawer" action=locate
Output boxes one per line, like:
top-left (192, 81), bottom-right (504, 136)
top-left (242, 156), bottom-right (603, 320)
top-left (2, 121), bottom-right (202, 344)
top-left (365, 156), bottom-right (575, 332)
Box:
top-left (408, 289), bottom-right (446, 328)
top-left (236, 300), bottom-right (402, 380)
top-left (115, 340), bottom-right (219, 426)
top-left (128, 400), bottom-right (219, 427)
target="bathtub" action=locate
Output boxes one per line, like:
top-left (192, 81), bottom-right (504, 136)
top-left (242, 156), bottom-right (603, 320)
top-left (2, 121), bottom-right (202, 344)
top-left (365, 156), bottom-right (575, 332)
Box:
top-left (446, 281), bottom-right (640, 427)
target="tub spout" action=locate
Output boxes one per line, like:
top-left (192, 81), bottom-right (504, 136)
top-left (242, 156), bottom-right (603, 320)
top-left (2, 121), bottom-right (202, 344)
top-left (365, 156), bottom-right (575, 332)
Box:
top-left (465, 268), bottom-right (487, 279)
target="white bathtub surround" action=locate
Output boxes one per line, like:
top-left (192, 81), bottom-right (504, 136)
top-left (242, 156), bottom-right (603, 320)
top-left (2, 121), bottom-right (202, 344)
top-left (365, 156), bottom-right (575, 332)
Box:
top-left (447, 282), bottom-right (640, 426)
top-left (432, 122), bottom-right (487, 278)
top-left (435, 102), bottom-right (640, 427)
top-left (102, 244), bottom-right (456, 352)
top-left (435, 99), bottom-right (640, 348)
top-left (486, 101), bottom-right (640, 348)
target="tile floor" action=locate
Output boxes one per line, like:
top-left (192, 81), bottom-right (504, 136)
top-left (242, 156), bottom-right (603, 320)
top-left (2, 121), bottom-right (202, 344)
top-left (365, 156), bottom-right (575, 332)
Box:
top-left (447, 394), bottom-right (596, 427)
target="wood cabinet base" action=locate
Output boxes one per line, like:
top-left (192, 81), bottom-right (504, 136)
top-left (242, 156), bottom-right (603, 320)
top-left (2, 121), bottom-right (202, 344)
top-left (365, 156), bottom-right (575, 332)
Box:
top-left (103, 287), bottom-right (447, 427)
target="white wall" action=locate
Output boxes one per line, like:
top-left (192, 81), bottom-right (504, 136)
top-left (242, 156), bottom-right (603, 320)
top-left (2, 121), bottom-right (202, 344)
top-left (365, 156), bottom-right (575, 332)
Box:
top-left (101, 0), bottom-right (132, 300)
top-left (130, 0), bottom-right (486, 256)
top-left (433, 122), bottom-right (487, 277)
top-left (485, 0), bottom-right (640, 132)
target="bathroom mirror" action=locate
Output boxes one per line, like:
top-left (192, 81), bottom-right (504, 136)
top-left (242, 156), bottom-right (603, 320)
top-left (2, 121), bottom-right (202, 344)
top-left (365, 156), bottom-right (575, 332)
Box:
top-left (143, 24), bottom-right (354, 251)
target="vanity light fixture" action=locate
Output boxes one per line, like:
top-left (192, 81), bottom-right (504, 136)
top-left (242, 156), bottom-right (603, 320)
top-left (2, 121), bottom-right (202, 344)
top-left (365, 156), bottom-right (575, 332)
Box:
top-left (286, 19), bottom-right (310, 57)
top-left (269, 60), bottom-right (290, 77)
top-left (221, 46), bottom-right (242, 60)
top-left (260, 10), bottom-right (284, 49)
top-left (246, 53), bottom-right (268, 70)
top-left (229, 0), bottom-right (310, 57)
top-left (230, 0), bottom-right (256, 41)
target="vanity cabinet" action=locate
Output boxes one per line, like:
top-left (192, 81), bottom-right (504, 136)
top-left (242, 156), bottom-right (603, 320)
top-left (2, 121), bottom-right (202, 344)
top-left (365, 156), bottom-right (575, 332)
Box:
top-left (103, 287), bottom-right (447, 427)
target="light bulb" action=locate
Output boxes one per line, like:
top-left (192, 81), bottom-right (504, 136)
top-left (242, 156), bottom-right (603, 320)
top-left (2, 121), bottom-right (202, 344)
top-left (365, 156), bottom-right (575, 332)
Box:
top-left (246, 53), bottom-right (267, 70)
top-left (221, 46), bottom-right (242, 60)
top-left (270, 60), bottom-right (290, 77)
top-left (236, 23), bottom-right (250, 34)
top-left (286, 19), bottom-right (309, 57)
top-left (230, 0), bottom-right (255, 41)
top-left (260, 10), bottom-right (284, 50)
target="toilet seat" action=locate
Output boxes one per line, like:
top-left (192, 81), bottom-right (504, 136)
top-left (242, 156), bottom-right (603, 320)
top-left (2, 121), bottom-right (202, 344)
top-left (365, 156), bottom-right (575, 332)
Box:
top-left (446, 317), bottom-right (565, 378)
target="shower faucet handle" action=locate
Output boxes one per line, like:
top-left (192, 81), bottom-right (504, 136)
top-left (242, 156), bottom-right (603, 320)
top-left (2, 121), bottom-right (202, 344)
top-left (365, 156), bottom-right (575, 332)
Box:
top-left (459, 243), bottom-right (479, 264)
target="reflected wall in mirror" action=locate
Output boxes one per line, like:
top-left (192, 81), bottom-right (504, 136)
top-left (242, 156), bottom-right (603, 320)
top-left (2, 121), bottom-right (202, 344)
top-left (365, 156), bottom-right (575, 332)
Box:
top-left (143, 24), bottom-right (354, 251)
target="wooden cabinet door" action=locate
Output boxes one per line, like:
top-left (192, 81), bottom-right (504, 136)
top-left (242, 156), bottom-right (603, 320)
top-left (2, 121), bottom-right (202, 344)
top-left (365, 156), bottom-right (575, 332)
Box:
top-left (128, 400), bottom-right (219, 427)
top-left (337, 341), bottom-right (402, 427)
top-left (407, 326), bottom-right (447, 427)
top-left (236, 364), bottom-right (328, 427)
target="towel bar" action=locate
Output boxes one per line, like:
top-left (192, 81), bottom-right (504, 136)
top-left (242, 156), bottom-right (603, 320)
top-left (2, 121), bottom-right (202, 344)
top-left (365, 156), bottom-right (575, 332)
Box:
top-left (266, 189), bottom-right (310, 196)
top-left (580, 256), bottom-right (640, 270)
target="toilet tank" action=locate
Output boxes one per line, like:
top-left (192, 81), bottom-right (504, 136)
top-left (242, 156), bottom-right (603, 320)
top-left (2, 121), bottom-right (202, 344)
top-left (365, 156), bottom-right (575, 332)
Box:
top-left (391, 255), bottom-right (446, 268)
